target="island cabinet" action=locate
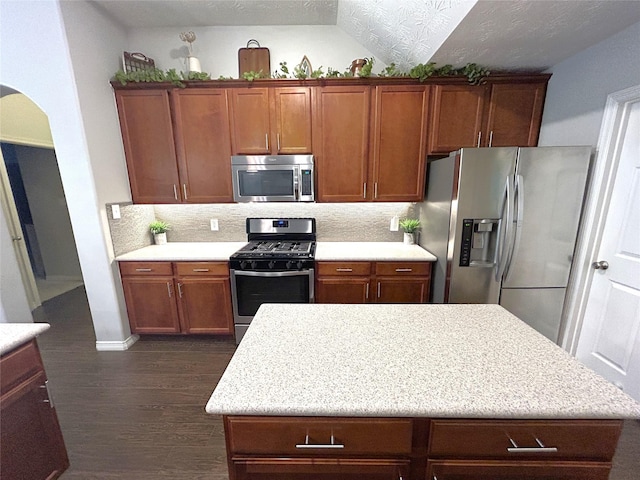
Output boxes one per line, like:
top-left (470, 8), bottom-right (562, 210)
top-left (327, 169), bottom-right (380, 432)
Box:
top-left (115, 88), bottom-right (234, 203)
top-left (316, 261), bottom-right (431, 304)
top-left (428, 78), bottom-right (548, 155)
top-left (119, 261), bottom-right (233, 335)
top-left (229, 87), bottom-right (312, 155)
top-left (224, 416), bottom-right (413, 480)
top-left (313, 85), bottom-right (429, 203)
top-left (425, 419), bottom-right (623, 480)
top-left (1, 340), bottom-right (69, 480)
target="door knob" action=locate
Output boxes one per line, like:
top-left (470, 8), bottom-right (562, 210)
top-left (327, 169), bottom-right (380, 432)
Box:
top-left (592, 260), bottom-right (609, 270)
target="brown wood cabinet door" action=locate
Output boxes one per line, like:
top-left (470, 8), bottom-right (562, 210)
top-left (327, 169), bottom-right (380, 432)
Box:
top-left (115, 89), bottom-right (181, 203)
top-left (313, 86), bottom-right (371, 202)
top-left (177, 277), bottom-right (234, 334)
top-left (1, 371), bottom-right (69, 480)
top-left (427, 460), bottom-right (611, 480)
top-left (372, 85), bottom-right (429, 202)
top-left (172, 89), bottom-right (234, 202)
top-left (375, 277), bottom-right (429, 303)
top-left (234, 458), bottom-right (409, 480)
top-left (483, 82), bottom-right (547, 147)
top-left (121, 276), bottom-right (181, 333)
top-left (272, 87), bottom-right (312, 154)
top-left (230, 88), bottom-right (271, 154)
top-left (428, 84), bottom-right (489, 155)
top-left (316, 277), bottom-right (371, 303)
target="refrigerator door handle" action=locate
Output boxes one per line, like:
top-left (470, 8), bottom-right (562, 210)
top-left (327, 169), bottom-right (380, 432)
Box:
top-left (504, 174), bottom-right (524, 281)
top-left (495, 176), bottom-right (515, 282)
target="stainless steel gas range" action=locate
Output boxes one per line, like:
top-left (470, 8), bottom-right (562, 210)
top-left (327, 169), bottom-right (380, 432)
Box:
top-left (229, 218), bottom-right (316, 343)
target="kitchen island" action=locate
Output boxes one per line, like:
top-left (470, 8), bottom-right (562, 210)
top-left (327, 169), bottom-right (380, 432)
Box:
top-left (206, 304), bottom-right (640, 480)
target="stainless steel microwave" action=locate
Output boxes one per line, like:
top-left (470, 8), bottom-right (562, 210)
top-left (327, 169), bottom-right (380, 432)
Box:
top-left (231, 155), bottom-right (315, 202)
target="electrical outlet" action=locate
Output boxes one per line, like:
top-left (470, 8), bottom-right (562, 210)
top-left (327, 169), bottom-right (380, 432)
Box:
top-left (111, 204), bottom-right (121, 219)
top-left (390, 215), bottom-right (399, 232)
top-left (210, 219), bottom-right (219, 231)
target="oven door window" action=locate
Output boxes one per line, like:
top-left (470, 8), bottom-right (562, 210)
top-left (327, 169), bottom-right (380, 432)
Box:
top-left (238, 169), bottom-right (294, 197)
top-left (235, 273), bottom-right (310, 318)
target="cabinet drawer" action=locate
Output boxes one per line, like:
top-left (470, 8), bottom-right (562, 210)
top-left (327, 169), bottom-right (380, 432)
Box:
top-left (226, 417), bottom-right (413, 456)
top-left (174, 262), bottom-right (228, 277)
top-left (1, 340), bottom-right (43, 394)
top-left (428, 419), bottom-right (622, 461)
top-left (375, 262), bottom-right (431, 276)
top-left (316, 262), bottom-right (371, 276)
top-left (119, 261), bottom-right (173, 276)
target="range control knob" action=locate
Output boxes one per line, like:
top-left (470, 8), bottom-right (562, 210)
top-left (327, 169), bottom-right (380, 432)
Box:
top-left (285, 261), bottom-right (293, 270)
top-left (250, 261), bottom-right (258, 270)
top-left (268, 260), bottom-right (276, 270)
top-left (297, 261), bottom-right (303, 270)
top-left (240, 261), bottom-right (247, 270)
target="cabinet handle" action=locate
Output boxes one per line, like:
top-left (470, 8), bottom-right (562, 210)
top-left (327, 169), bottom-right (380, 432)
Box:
top-left (363, 182), bottom-right (367, 199)
top-left (173, 184), bottom-right (178, 200)
top-left (489, 130), bottom-right (494, 147)
top-left (395, 268), bottom-right (413, 272)
top-left (177, 282), bottom-right (183, 298)
top-left (277, 133), bottom-right (281, 152)
top-left (295, 433), bottom-right (344, 449)
top-left (182, 184), bottom-right (188, 200)
top-left (377, 282), bottom-right (381, 298)
top-left (477, 131), bottom-right (482, 147)
top-left (192, 268), bottom-right (210, 272)
top-left (167, 282), bottom-right (172, 298)
top-left (374, 182), bottom-right (378, 199)
top-left (507, 436), bottom-right (558, 453)
top-left (366, 282), bottom-right (369, 300)
top-left (336, 268), bottom-right (353, 272)
top-left (40, 381), bottom-right (54, 408)
top-left (135, 268), bottom-right (152, 272)
top-left (265, 133), bottom-right (269, 151)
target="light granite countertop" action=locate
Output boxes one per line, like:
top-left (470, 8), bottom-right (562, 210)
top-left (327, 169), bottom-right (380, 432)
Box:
top-left (0, 323), bottom-right (50, 356)
top-left (115, 242), bottom-right (436, 262)
top-left (205, 304), bottom-right (640, 419)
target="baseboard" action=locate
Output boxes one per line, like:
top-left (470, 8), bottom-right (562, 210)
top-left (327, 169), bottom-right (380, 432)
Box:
top-left (95, 334), bottom-right (139, 351)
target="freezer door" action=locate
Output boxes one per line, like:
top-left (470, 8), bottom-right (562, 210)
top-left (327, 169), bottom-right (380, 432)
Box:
top-left (447, 148), bottom-right (516, 304)
top-left (503, 147), bottom-right (591, 288)
top-left (500, 287), bottom-right (567, 343)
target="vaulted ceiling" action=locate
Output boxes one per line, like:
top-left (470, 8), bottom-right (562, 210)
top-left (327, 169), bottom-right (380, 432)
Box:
top-left (92, 0), bottom-right (640, 71)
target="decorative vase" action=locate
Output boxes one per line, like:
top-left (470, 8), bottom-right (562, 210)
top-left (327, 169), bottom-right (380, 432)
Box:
top-left (403, 232), bottom-right (414, 245)
top-left (154, 232), bottom-right (167, 245)
top-left (187, 56), bottom-right (201, 73)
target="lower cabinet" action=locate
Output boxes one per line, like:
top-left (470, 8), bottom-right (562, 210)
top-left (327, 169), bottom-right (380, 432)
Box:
top-left (316, 261), bottom-right (431, 304)
top-left (119, 261), bottom-right (234, 335)
top-left (1, 340), bottom-right (69, 480)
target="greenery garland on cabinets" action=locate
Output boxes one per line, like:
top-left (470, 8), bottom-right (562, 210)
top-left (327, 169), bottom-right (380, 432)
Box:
top-left (113, 68), bottom-right (211, 87)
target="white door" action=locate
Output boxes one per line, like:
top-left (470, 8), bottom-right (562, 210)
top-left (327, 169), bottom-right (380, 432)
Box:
top-left (576, 98), bottom-right (640, 401)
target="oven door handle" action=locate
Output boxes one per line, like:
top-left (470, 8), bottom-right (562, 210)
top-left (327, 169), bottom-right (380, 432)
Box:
top-left (232, 269), bottom-right (312, 278)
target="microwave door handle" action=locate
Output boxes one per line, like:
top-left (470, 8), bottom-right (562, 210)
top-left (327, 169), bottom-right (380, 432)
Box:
top-left (294, 168), bottom-right (300, 200)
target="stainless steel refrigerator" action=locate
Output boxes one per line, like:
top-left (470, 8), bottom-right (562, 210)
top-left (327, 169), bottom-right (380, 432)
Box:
top-left (422, 147), bottom-right (592, 343)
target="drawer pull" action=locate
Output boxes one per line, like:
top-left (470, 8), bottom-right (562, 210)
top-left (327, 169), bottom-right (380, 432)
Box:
top-left (507, 436), bottom-right (558, 453)
top-left (295, 433), bottom-right (344, 449)
top-left (135, 268), bottom-right (153, 272)
top-left (40, 381), bottom-right (54, 409)
top-left (336, 268), bottom-right (353, 272)
top-left (192, 268), bottom-right (210, 272)
top-left (395, 268), bottom-right (413, 272)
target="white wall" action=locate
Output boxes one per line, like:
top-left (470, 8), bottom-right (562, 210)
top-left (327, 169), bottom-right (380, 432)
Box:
top-left (0, 0), bottom-right (132, 345)
top-left (127, 25), bottom-right (380, 78)
top-left (538, 21), bottom-right (640, 147)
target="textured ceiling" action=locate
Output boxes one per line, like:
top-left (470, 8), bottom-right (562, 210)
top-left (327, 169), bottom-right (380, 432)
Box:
top-left (91, 0), bottom-right (640, 70)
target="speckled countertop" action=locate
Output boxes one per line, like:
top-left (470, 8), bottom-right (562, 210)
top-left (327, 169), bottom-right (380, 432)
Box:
top-left (0, 323), bottom-right (50, 355)
top-left (115, 242), bottom-right (436, 262)
top-left (205, 304), bottom-right (640, 419)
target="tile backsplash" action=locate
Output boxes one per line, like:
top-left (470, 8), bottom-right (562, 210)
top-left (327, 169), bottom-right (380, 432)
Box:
top-left (107, 202), bottom-right (418, 257)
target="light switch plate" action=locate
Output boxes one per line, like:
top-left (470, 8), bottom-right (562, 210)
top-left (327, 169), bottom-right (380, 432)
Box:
top-left (390, 215), bottom-right (399, 232)
top-left (111, 204), bottom-right (121, 219)
top-left (210, 219), bottom-right (219, 231)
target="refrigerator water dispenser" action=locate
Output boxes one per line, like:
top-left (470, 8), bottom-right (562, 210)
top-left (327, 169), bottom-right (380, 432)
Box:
top-left (459, 219), bottom-right (499, 267)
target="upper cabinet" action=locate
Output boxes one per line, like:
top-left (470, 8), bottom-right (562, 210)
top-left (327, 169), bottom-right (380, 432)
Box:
top-left (428, 77), bottom-right (549, 155)
top-left (229, 87), bottom-right (312, 155)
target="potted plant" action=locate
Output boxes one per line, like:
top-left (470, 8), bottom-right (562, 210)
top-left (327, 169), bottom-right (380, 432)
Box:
top-left (149, 220), bottom-right (170, 245)
top-left (399, 218), bottom-right (420, 245)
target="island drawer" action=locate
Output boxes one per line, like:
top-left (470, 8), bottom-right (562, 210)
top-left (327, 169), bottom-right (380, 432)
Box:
top-left (225, 417), bottom-right (413, 456)
top-left (1, 340), bottom-right (43, 394)
top-left (316, 262), bottom-right (371, 276)
top-left (427, 459), bottom-right (612, 479)
top-left (119, 261), bottom-right (173, 276)
top-left (174, 262), bottom-right (228, 276)
top-left (375, 262), bottom-right (431, 276)
top-left (428, 419), bottom-right (622, 461)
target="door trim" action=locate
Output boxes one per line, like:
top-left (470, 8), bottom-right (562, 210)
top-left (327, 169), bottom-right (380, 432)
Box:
top-left (561, 84), bottom-right (640, 353)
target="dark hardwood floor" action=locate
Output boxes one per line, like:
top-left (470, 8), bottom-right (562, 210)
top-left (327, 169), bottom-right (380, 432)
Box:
top-left (32, 287), bottom-right (640, 479)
